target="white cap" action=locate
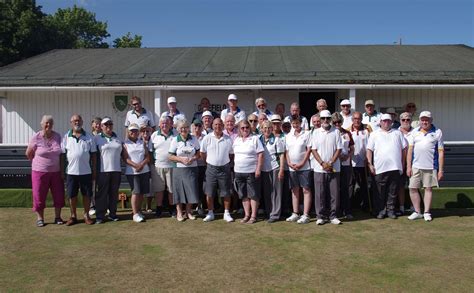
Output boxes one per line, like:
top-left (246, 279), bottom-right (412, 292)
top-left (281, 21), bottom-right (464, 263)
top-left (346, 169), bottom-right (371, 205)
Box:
top-left (340, 99), bottom-right (351, 106)
top-left (419, 111), bottom-right (432, 119)
top-left (320, 110), bottom-right (332, 118)
top-left (270, 114), bottom-right (282, 122)
top-left (386, 107), bottom-right (396, 114)
top-left (167, 96), bottom-right (177, 104)
top-left (201, 110), bottom-right (212, 118)
top-left (381, 113), bottom-right (392, 120)
top-left (228, 94), bottom-right (238, 101)
top-left (128, 123), bottom-right (139, 131)
top-left (101, 117), bottom-right (112, 124)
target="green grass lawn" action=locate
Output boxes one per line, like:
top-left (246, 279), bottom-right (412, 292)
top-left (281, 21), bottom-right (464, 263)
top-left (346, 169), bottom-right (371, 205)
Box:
top-left (0, 208), bottom-right (473, 292)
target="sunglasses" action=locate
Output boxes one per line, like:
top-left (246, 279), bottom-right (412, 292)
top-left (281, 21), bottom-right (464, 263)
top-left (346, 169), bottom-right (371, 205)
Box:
top-left (241, 126), bottom-right (250, 130)
top-left (130, 129), bottom-right (139, 133)
top-left (257, 104), bottom-right (265, 108)
top-left (341, 105), bottom-right (350, 107)
top-left (195, 124), bottom-right (202, 127)
top-left (249, 120), bottom-right (258, 123)
top-left (132, 103), bottom-right (140, 106)
top-left (401, 119), bottom-right (411, 122)
top-left (333, 121), bottom-right (342, 124)
top-left (321, 117), bottom-right (331, 120)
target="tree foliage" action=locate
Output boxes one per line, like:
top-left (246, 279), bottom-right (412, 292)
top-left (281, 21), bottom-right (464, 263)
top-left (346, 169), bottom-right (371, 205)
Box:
top-left (0, 0), bottom-right (143, 66)
top-left (113, 32), bottom-right (142, 48)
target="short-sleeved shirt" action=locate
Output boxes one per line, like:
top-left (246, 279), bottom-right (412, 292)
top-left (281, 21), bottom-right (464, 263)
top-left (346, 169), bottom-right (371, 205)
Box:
top-left (232, 135), bottom-right (264, 173)
top-left (252, 109), bottom-right (273, 117)
top-left (150, 129), bottom-right (175, 168)
top-left (220, 107), bottom-right (247, 124)
top-left (94, 132), bottom-right (123, 172)
top-left (200, 132), bottom-right (234, 166)
top-left (124, 138), bottom-right (150, 175)
top-left (260, 134), bottom-right (285, 172)
top-left (408, 126), bottom-right (444, 170)
top-left (168, 135), bottom-right (200, 168)
top-left (28, 131), bottom-right (62, 172)
top-left (283, 115), bottom-right (310, 131)
top-left (362, 111), bottom-right (382, 131)
top-left (341, 111), bottom-right (353, 129)
top-left (62, 129), bottom-right (96, 175)
top-left (367, 128), bottom-right (407, 175)
top-left (350, 125), bottom-right (371, 168)
top-left (124, 108), bottom-right (156, 128)
top-left (311, 126), bottom-right (343, 173)
top-left (285, 130), bottom-right (311, 171)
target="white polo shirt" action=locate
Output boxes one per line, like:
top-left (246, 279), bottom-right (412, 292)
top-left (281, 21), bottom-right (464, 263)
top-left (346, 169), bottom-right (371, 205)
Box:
top-left (362, 111), bottom-right (382, 131)
top-left (367, 128), bottom-right (407, 175)
top-left (150, 129), bottom-right (175, 168)
top-left (220, 107), bottom-right (247, 124)
top-left (283, 115), bottom-right (310, 131)
top-left (94, 132), bottom-right (123, 172)
top-left (124, 138), bottom-right (150, 175)
top-left (408, 126), bottom-right (444, 170)
top-left (232, 135), bottom-right (264, 173)
top-left (350, 126), bottom-right (370, 168)
top-left (124, 108), bottom-right (156, 128)
top-left (311, 126), bottom-right (343, 173)
top-left (260, 134), bottom-right (285, 172)
top-left (341, 111), bottom-right (353, 129)
top-left (62, 130), bottom-right (96, 175)
top-left (200, 132), bottom-right (233, 166)
top-left (285, 130), bottom-right (311, 171)
top-left (168, 135), bottom-right (200, 168)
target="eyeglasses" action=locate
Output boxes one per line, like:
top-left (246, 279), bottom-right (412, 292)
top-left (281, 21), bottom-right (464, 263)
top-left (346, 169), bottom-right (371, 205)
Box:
top-left (132, 103), bottom-right (140, 106)
top-left (401, 119), bottom-right (411, 122)
top-left (195, 124), bottom-right (202, 127)
top-left (130, 129), bottom-right (139, 133)
top-left (257, 104), bottom-right (265, 108)
top-left (240, 126), bottom-right (249, 130)
top-left (333, 121), bottom-right (342, 124)
top-left (341, 105), bottom-right (350, 107)
top-left (249, 120), bottom-right (258, 123)
top-left (321, 117), bottom-right (331, 120)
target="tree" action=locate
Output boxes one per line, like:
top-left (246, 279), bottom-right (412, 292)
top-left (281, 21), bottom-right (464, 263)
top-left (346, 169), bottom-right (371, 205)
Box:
top-left (113, 32), bottom-right (142, 48)
top-left (46, 5), bottom-right (110, 49)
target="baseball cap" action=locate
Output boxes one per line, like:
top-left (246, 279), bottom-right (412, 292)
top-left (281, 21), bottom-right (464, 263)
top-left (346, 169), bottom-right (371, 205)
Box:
top-left (201, 110), bottom-right (212, 118)
top-left (381, 113), bottom-right (392, 120)
top-left (340, 99), bottom-right (351, 106)
top-left (228, 94), bottom-right (238, 101)
top-left (365, 100), bottom-right (375, 106)
top-left (270, 114), bottom-right (282, 122)
top-left (419, 111), bottom-right (432, 119)
top-left (101, 117), bottom-right (112, 125)
top-left (167, 96), bottom-right (177, 104)
top-left (192, 118), bottom-right (202, 126)
top-left (320, 110), bottom-right (332, 118)
top-left (128, 123), bottom-right (139, 131)
top-left (386, 107), bottom-right (396, 114)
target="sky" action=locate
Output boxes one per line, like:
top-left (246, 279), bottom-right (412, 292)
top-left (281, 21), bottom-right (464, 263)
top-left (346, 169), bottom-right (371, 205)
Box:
top-left (38, 0), bottom-right (474, 48)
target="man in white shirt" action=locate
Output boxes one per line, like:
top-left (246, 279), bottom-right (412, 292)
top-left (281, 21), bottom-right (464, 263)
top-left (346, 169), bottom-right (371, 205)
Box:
top-left (367, 114), bottom-right (407, 219)
top-left (200, 118), bottom-right (235, 222)
top-left (161, 96), bottom-right (186, 127)
top-left (61, 114), bottom-right (96, 226)
top-left (252, 97), bottom-right (273, 116)
top-left (406, 111), bottom-right (444, 222)
top-left (340, 99), bottom-right (353, 129)
top-left (220, 94), bottom-right (246, 124)
top-left (362, 99), bottom-right (382, 131)
top-left (124, 96), bottom-right (156, 134)
top-left (283, 102), bottom-right (309, 131)
top-left (311, 110), bottom-right (343, 225)
top-left (201, 110), bottom-right (214, 135)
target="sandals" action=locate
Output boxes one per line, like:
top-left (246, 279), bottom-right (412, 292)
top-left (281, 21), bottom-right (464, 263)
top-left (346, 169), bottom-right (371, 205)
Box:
top-left (36, 219), bottom-right (45, 227)
top-left (240, 216), bottom-right (250, 223)
top-left (247, 217), bottom-right (257, 224)
top-left (54, 217), bottom-right (64, 225)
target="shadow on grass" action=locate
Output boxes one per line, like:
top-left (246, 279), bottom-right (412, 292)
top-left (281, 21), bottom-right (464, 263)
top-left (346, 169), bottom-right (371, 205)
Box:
top-left (430, 208), bottom-right (474, 219)
top-left (444, 193), bottom-right (473, 209)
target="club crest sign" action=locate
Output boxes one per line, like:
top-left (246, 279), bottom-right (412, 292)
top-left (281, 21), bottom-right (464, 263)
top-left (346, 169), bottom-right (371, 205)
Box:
top-left (113, 92), bottom-right (129, 115)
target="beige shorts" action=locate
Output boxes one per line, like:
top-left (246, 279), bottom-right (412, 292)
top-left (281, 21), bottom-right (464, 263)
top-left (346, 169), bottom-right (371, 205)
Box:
top-left (151, 166), bottom-right (173, 193)
top-left (409, 168), bottom-right (438, 188)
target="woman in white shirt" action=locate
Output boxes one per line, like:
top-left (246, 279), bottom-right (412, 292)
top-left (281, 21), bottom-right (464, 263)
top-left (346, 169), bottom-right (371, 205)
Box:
top-left (233, 120), bottom-right (264, 224)
top-left (168, 120), bottom-right (201, 222)
top-left (123, 123), bottom-right (151, 223)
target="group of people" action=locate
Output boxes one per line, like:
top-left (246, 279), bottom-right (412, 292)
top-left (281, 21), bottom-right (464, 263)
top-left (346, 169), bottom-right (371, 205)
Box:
top-left (27, 94), bottom-right (444, 227)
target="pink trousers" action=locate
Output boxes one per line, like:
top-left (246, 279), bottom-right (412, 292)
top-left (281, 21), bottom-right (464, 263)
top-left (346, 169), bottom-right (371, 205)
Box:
top-left (31, 171), bottom-right (65, 212)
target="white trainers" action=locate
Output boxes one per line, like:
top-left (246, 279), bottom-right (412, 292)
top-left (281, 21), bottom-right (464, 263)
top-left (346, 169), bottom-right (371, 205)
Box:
top-left (133, 213), bottom-right (144, 223)
top-left (88, 208), bottom-right (96, 217)
top-left (203, 213), bottom-right (215, 222)
top-left (316, 219), bottom-right (325, 225)
top-left (407, 212), bottom-right (423, 220)
top-left (424, 213), bottom-right (433, 222)
top-left (330, 218), bottom-right (341, 225)
top-left (223, 213), bottom-right (234, 223)
top-left (286, 213), bottom-right (299, 222)
top-left (297, 214), bottom-right (310, 224)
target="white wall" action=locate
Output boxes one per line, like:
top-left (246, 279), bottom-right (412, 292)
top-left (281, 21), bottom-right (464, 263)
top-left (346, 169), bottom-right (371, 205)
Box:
top-left (2, 88), bottom-right (472, 144)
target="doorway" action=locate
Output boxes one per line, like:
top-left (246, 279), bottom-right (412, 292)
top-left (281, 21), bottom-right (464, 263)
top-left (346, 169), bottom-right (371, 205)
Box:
top-left (298, 91), bottom-right (336, 120)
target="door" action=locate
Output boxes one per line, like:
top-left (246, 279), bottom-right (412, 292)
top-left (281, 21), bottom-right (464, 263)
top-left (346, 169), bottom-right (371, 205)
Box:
top-left (298, 91), bottom-right (336, 120)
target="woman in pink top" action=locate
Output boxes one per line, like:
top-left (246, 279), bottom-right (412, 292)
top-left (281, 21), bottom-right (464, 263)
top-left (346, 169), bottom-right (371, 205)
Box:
top-left (25, 115), bottom-right (65, 227)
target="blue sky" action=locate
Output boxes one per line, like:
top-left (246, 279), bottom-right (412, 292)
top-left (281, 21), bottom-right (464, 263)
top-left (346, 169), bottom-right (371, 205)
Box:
top-left (39, 0), bottom-right (474, 47)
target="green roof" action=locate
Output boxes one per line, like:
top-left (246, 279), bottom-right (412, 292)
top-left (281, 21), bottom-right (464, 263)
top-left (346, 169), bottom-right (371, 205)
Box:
top-left (1, 45), bottom-right (473, 86)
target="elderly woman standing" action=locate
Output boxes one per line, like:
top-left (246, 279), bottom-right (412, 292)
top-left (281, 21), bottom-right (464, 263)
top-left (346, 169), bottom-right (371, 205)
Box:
top-left (94, 117), bottom-right (127, 224)
top-left (259, 121), bottom-right (285, 223)
top-left (233, 120), bottom-right (264, 224)
top-left (26, 115), bottom-right (65, 227)
top-left (168, 120), bottom-right (201, 221)
top-left (124, 123), bottom-right (151, 223)
top-left (191, 118), bottom-right (207, 216)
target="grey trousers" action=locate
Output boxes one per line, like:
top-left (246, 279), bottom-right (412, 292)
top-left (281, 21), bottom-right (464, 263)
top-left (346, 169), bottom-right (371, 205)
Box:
top-left (314, 172), bottom-right (340, 220)
top-left (96, 171), bottom-right (121, 219)
top-left (374, 170), bottom-right (400, 214)
top-left (340, 165), bottom-right (353, 216)
top-left (261, 169), bottom-right (282, 220)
